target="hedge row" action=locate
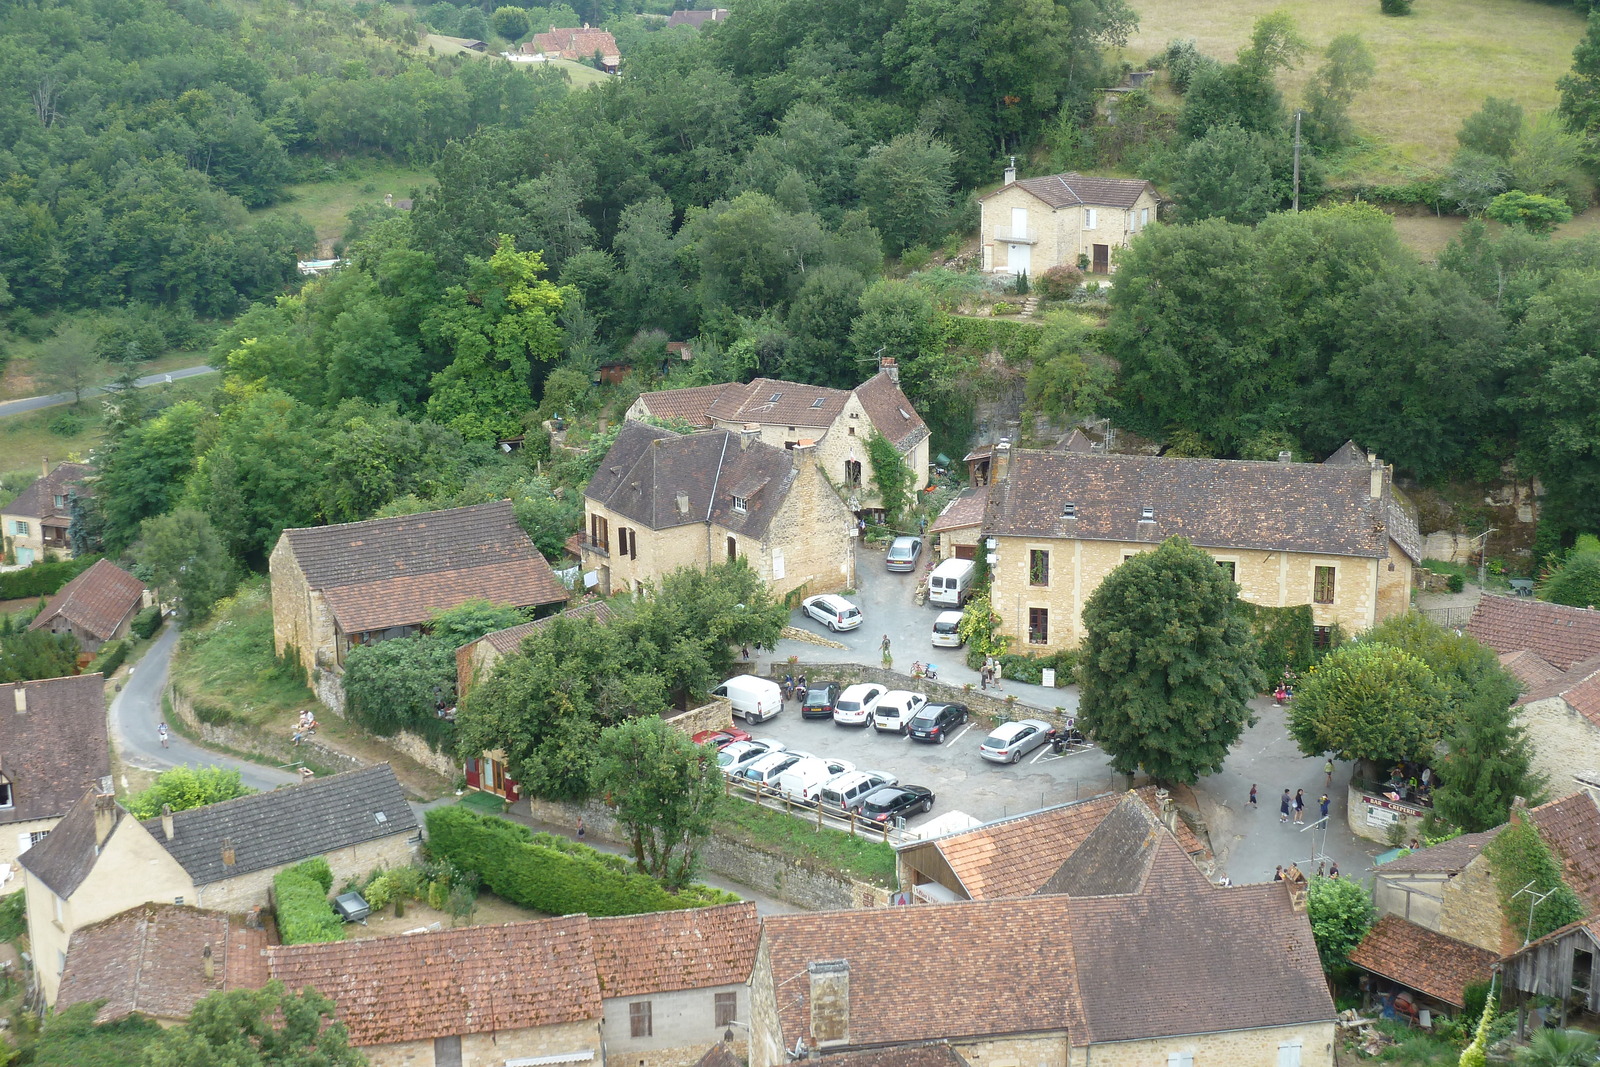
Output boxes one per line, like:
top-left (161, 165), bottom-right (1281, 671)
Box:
top-left (273, 858), bottom-right (344, 945)
top-left (0, 555), bottom-right (100, 600)
top-left (131, 606), bottom-right (162, 640)
top-left (94, 640), bottom-right (129, 676)
top-left (425, 807), bottom-right (738, 916)
top-left (941, 313), bottom-right (1045, 365)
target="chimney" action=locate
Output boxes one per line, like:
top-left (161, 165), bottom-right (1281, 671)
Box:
top-left (992, 439), bottom-right (1012, 485)
top-left (1277, 450), bottom-right (1292, 464)
top-left (675, 492), bottom-right (690, 516)
top-left (793, 439), bottom-right (817, 469)
top-left (94, 793), bottom-right (117, 848)
top-left (1369, 455), bottom-right (1384, 500)
top-left (161, 802), bottom-right (175, 841)
top-left (740, 423), bottom-right (761, 450)
top-left (42, 457), bottom-right (49, 477)
top-left (1003, 155), bottom-right (1016, 186)
top-left (221, 836), bottom-right (236, 868)
top-left (879, 356), bottom-right (899, 384)
top-left (808, 960), bottom-right (850, 1048)
top-left (12, 686), bottom-right (24, 714)
top-left (202, 943), bottom-right (214, 981)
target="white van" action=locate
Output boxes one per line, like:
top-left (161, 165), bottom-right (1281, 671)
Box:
top-left (932, 610), bottom-right (964, 647)
top-left (928, 558), bottom-right (976, 607)
top-left (712, 675), bottom-right (785, 724)
top-left (775, 756), bottom-right (856, 803)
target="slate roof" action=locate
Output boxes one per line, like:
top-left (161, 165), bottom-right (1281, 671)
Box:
top-left (1528, 793), bottom-right (1600, 911)
top-left (267, 916), bottom-right (602, 1046)
top-left (1035, 793), bottom-right (1163, 898)
top-left (666, 8), bottom-right (728, 26)
top-left (984, 172), bottom-right (1156, 210)
top-left (1375, 828), bottom-right (1503, 875)
top-left (1324, 440), bottom-right (1370, 468)
top-left (28, 559), bottom-right (146, 642)
top-left (57, 903), bottom-right (270, 1023)
top-left (0, 674), bottom-right (110, 825)
top-left (928, 486), bottom-right (988, 534)
top-left (585, 422), bottom-right (798, 539)
top-left (1466, 595), bottom-right (1600, 671)
top-left (852, 372), bottom-right (930, 453)
top-left (280, 501), bottom-right (567, 635)
top-left (20, 789), bottom-right (123, 898)
top-left (1062, 428), bottom-right (1096, 453)
top-left (143, 764), bottom-right (416, 886)
top-left (1347, 916), bottom-right (1496, 1008)
top-left (808, 1047), bottom-right (974, 1067)
top-left (589, 902), bottom-right (759, 998)
top-left (2, 462), bottom-right (92, 524)
top-left (985, 448), bottom-right (1420, 562)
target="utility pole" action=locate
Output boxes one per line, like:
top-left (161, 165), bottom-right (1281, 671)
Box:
top-left (1292, 110), bottom-right (1303, 213)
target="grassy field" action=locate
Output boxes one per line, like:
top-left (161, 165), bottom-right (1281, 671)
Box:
top-left (543, 57), bottom-right (612, 88)
top-left (1118, 0), bottom-right (1585, 176)
top-left (714, 795), bottom-right (899, 887)
top-left (0, 343), bottom-right (208, 403)
top-left (253, 162), bottom-right (436, 254)
top-left (0, 376), bottom-right (214, 479)
top-left (1384, 204), bottom-right (1600, 258)
top-left (169, 577), bottom-right (315, 729)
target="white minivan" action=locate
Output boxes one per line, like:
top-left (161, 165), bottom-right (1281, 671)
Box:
top-left (712, 675), bottom-right (785, 724)
top-left (819, 770), bottom-right (899, 814)
top-left (928, 558), bottom-right (976, 607)
top-left (931, 610), bottom-right (964, 647)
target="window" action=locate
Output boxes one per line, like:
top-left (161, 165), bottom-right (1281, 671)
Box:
top-left (1029, 550), bottom-right (1050, 586)
top-left (732, 495), bottom-right (747, 514)
top-left (770, 393), bottom-right (783, 402)
top-left (629, 1001), bottom-right (653, 1038)
top-left (715, 991), bottom-right (737, 1027)
top-left (727, 536), bottom-right (738, 562)
top-left (1140, 506), bottom-right (1155, 522)
top-left (1314, 566), bottom-right (1336, 604)
top-left (1277, 1043), bottom-right (1302, 1067)
top-left (0, 776), bottom-right (13, 809)
top-left (1141, 207), bottom-right (1150, 228)
top-left (1167, 1053), bottom-right (1193, 1067)
top-left (844, 460), bottom-right (862, 485)
top-left (1576, 948), bottom-right (1595, 993)
top-left (28, 830), bottom-right (48, 845)
top-left (53, 894), bottom-right (63, 924)
top-left (1028, 607), bottom-right (1049, 645)
top-left (1084, 208), bottom-right (1098, 229)
top-left (53, 494), bottom-right (65, 508)
top-left (1061, 502), bottom-right (1076, 519)
top-left (589, 514), bottom-right (609, 552)
top-left (1312, 625), bottom-right (1333, 650)
top-left (811, 397), bottom-right (826, 408)
top-left (9, 521), bottom-right (27, 537)
top-left (1216, 560), bottom-right (1236, 581)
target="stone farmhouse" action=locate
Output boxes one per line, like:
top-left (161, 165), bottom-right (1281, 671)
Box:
top-left (625, 366), bottom-right (930, 518)
top-left (580, 422), bottom-right (854, 599)
top-left (0, 461), bottom-right (92, 567)
top-left (270, 501), bottom-right (568, 707)
top-left (27, 559), bottom-right (149, 654)
top-left (522, 26), bottom-right (620, 70)
top-left (0, 675), bottom-right (111, 871)
top-left (981, 441), bottom-right (1421, 652)
top-left (1465, 594), bottom-right (1600, 795)
top-left (20, 765), bottom-right (417, 1005)
top-left (978, 167), bottom-right (1158, 276)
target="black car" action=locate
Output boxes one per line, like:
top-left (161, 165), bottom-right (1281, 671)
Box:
top-left (800, 682), bottom-right (842, 720)
top-left (859, 785), bottom-right (935, 823)
top-left (906, 702), bottom-right (970, 744)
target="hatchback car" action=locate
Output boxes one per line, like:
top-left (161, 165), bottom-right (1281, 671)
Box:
top-left (931, 610), bottom-right (964, 648)
top-left (907, 702), bottom-right (970, 744)
top-left (802, 593), bottom-right (863, 632)
top-left (738, 749), bottom-right (809, 785)
top-left (692, 726), bottom-right (753, 749)
top-left (871, 690), bottom-right (928, 734)
top-left (979, 719), bottom-right (1057, 764)
top-left (885, 536), bottom-right (923, 572)
top-left (831, 683), bottom-right (885, 726)
top-left (859, 785), bottom-right (935, 823)
top-left (716, 739), bottom-right (785, 776)
top-left (800, 682), bottom-right (843, 720)
top-left (819, 770), bottom-right (899, 814)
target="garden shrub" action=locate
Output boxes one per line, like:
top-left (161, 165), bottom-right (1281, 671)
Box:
top-left (273, 858), bottom-right (343, 945)
top-left (0, 555), bottom-right (99, 599)
top-left (131, 606), bottom-right (162, 640)
top-left (1037, 264), bottom-right (1083, 301)
top-left (47, 413), bottom-right (85, 437)
top-left (1483, 821), bottom-right (1588, 941)
top-left (994, 649), bottom-right (1078, 685)
top-left (94, 640), bottom-right (129, 675)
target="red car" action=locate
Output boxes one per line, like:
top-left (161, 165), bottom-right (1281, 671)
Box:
top-left (693, 727), bottom-right (753, 749)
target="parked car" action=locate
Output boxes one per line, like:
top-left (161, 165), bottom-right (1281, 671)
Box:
top-left (871, 690), bottom-right (928, 734)
top-left (801, 593), bottom-right (863, 632)
top-left (819, 769), bottom-right (899, 814)
top-left (692, 727), bottom-right (753, 749)
top-left (832, 683), bottom-right (886, 726)
top-left (712, 675), bottom-right (784, 724)
top-left (774, 756), bottom-right (856, 803)
top-left (907, 702), bottom-right (969, 744)
top-left (800, 682), bottom-right (843, 720)
top-left (885, 536), bottom-right (923, 572)
top-left (931, 610), bottom-right (964, 648)
top-left (739, 749), bottom-right (810, 785)
top-left (859, 785), bottom-right (935, 823)
top-left (717, 739), bottom-right (785, 776)
top-left (978, 719), bottom-right (1057, 764)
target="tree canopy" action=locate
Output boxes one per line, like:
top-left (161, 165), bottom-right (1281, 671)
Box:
top-left (1286, 642), bottom-right (1447, 764)
top-left (593, 716), bottom-right (724, 888)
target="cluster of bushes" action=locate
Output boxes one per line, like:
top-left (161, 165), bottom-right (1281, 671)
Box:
top-left (425, 807), bottom-right (737, 916)
top-left (94, 640), bottom-right (129, 676)
top-left (131, 606), bottom-right (163, 640)
top-left (0, 556), bottom-right (99, 599)
top-left (1036, 264), bottom-right (1085, 301)
top-left (349, 859), bottom-right (480, 920)
top-left (272, 858), bottom-right (344, 945)
top-left (992, 649), bottom-right (1078, 686)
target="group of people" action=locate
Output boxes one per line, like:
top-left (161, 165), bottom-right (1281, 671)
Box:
top-left (1274, 860), bottom-right (1340, 883)
top-left (978, 656), bottom-right (1003, 690)
top-left (292, 708), bottom-right (318, 745)
top-left (1247, 782), bottom-right (1330, 825)
top-left (1385, 761), bottom-right (1434, 804)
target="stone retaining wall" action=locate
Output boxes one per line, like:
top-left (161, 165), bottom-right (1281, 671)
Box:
top-left (383, 728), bottom-right (459, 779)
top-left (168, 683), bottom-right (365, 777)
top-left (776, 661), bottom-right (1065, 723)
top-left (665, 697), bottom-right (734, 738)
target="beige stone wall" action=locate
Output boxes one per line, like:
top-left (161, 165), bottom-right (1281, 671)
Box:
top-left (0, 816), bottom-right (63, 873)
top-left (935, 524), bottom-right (981, 562)
top-left (359, 1017), bottom-right (601, 1067)
top-left (1376, 539), bottom-right (1414, 624)
top-left (980, 184), bottom-right (1159, 275)
top-left (749, 457), bottom-right (853, 600)
top-left (664, 698), bottom-right (734, 739)
top-left (990, 535), bottom-right (1395, 653)
top-left (1073, 1021), bottom-right (1334, 1067)
top-left (954, 1031), bottom-right (1070, 1067)
top-left (270, 536), bottom-right (336, 685)
top-left (1345, 784), bottom-right (1427, 845)
top-left (1438, 854), bottom-right (1510, 954)
top-left (1, 511), bottom-right (48, 565)
top-left (746, 938), bottom-right (785, 1067)
top-left (581, 501), bottom-right (709, 596)
top-left (602, 985), bottom-right (748, 1066)
top-left (1374, 872), bottom-right (1449, 931)
top-left (1518, 697), bottom-right (1600, 800)
top-left (196, 832), bottom-right (418, 912)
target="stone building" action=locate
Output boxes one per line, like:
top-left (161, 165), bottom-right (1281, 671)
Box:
top-left (580, 422), bottom-right (854, 600)
top-left (27, 559), bottom-right (149, 653)
top-left (978, 169), bottom-right (1158, 276)
top-left (1, 461), bottom-right (92, 567)
top-left (0, 674), bottom-right (111, 870)
top-left (980, 441), bottom-right (1420, 652)
top-left (927, 486), bottom-right (987, 563)
top-left (20, 765), bottom-right (418, 1005)
top-left (625, 367), bottom-right (930, 517)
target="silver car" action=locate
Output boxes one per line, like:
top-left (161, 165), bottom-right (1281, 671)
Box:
top-left (979, 719), bottom-right (1056, 764)
top-left (885, 536), bottom-right (923, 572)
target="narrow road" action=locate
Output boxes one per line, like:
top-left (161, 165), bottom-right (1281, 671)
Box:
top-left (0, 364), bottom-right (217, 418)
top-left (109, 624), bottom-right (300, 793)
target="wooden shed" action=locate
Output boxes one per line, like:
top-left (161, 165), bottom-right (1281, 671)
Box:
top-left (1500, 915), bottom-right (1600, 1028)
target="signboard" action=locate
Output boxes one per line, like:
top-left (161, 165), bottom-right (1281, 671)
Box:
top-left (1361, 793), bottom-right (1425, 816)
top-left (1042, 668), bottom-right (1056, 688)
top-left (1367, 806), bottom-right (1400, 828)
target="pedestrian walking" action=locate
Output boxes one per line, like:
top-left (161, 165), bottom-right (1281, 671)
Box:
top-left (880, 634), bottom-right (891, 656)
top-left (1324, 758), bottom-right (1335, 786)
top-left (1279, 789), bottom-right (1291, 823)
top-left (980, 664), bottom-right (989, 690)
top-left (1294, 789), bottom-right (1306, 823)
top-left (1319, 793), bottom-right (1330, 819)
top-left (1273, 865), bottom-right (1284, 881)
top-left (1316, 861), bottom-right (1326, 878)
top-left (576, 815), bottom-right (586, 839)
top-left (158, 722), bottom-right (169, 748)
top-left (1249, 784), bottom-right (1258, 810)
top-left (1329, 862), bottom-right (1341, 879)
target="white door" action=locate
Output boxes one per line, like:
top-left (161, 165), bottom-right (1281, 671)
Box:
top-left (1278, 1042), bottom-right (1302, 1067)
top-left (15, 547), bottom-right (33, 566)
top-left (1009, 242), bottom-right (1031, 275)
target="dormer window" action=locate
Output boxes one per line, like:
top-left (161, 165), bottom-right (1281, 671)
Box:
top-left (1140, 506), bottom-right (1155, 522)
top-left (0, 774), bottom-right (14, 810)
top-left (898, 408), bottom-right (910, 420)
top-left (1062, 502), bottom-right (1076, 519)
top-left (732, 495), bottom-right (748, 514)
top-left (53, 495), bottom-right (66, 509)
top-left (812, 398), bottom-right (826, 408)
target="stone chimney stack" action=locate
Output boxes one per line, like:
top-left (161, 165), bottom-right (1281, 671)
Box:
top-left (221, 837), bottom-right (236, 868)
top-left (792, 439), bottom-right (817, 470)
top-left (992, 439), bottom-right (1012, 485)
top-left (12, 686), bottom-right (25, 715)
top-left (161, 802), bottom-right (175, 841)
top-left (808, 960), bottom-right (850, 1049)
top-left (1003, 156), bottom-right (1017, 186)
top-left (202, 943), bottom-right (214, 981)
top-left (1369, 455), bottom-right (1384, 500)
top-left (740, 423), bottom-right (761, 451)
top-left (879, 356), bottom-right (900, 384)
top-left (1277, 450), bottom-right (1292, 464)
top-left (93, 793), bottom-right (117, 848)
top-left (41, 457), bottom-right (49, 477)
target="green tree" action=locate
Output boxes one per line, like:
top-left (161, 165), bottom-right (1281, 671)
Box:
top-left (592, 716), bottom-right (723, 888)
top-left (1483, 819), bottom-right (1588, 942)
top-left (1077, 537), bottom-right (1265, 784)
top-left (1459, 96), bottom-right (1525, 161)
top-left (142, 981), bottom-right (367, 1067)
top-left (1485, 190), bottom-right (1574, 235)
top-left (39, 323), bottom-right (106, 406)
top-left (490, 6), bottom-right (530, 39)
top-left (1305, 876), bottom-right (1376, 970)
top-left (685, 192), bottom-right (824, 315)
top-left (850, 280), bottom-right (940, 372)
top-left (1171, 125), bottom-right (1278, 224)
top-left (1286, 642), bottom-right (1447, 764)
top-left (855, 132), bottom-right (957, 255)
top-left (131, 508), bottom-right (240, 625)
top-left (0, 628), bottom-right (79, 684)
top-left (193, 389), bottom-right (322, 567)
top-left (1434, 689), bottom-right (1545, 832)
top-left (1558, 10), bottom-right (1600, 156)
top-left (1540, 540), bottom-right (1600, 607)
top-left (1301, 34), bottom-right (1375, 150)
top-left (427, 600), bottom-right (527, 647)
top-left (97, 400), bottom-right (204, 553)
top-left (31, 1002), bottom-right (162, 1066)
top-left (785, 265), bottom-right (868, 387)
top-left (126, 767), bottom-right (255, 820)
top-left (1024, 312), bottom-right (1115, 421)
top-left (343, 636), bottom-right (458, 736)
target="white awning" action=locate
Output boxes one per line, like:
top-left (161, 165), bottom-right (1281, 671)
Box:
top-left (507, 1052), bottom-right (596, 1067)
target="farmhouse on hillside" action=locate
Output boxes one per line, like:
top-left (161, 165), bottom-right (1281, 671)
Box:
top-left (27, 558), bottom-right (149, 653)
top-left (1, 461), bottom-right (93, 567)
top-left (979, 166), bottom-right (1158, 276)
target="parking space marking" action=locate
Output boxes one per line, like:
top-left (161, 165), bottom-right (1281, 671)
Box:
top-left (950, 723), bottom-right (976, 745)
top-left (1029, 746), bottom-right (1053, 765)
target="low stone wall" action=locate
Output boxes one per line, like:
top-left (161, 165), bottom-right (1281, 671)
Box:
top-left (665, 697), bottom-right (733, 738)
top-left (168, 683), bottom-right (365, 777)
top-left (776, 661), bottom-right (1065, 723)
top-left (521, 796), bottom-right (889, 911)
top-left (384, 728), bottom-right (459, 779)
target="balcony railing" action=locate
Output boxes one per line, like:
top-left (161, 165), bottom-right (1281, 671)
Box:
top-left (992, 226), bottom-right (1036, 244)
top-left (577, 533), bottom-right (609, 557)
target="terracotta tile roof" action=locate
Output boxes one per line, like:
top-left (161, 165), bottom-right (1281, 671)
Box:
top-left (633, 383), bottom-right (738, 428)
top-left (20, 789), bottom-right (124, 898)
top-left (705, 378), bottom-right (848, 429)
top-left (0, 674), bottom-right (110, 826)
top-left (985, 449), bottom-right (1416, 561)
top-left (1375, 828), bottom-right (1503, 875)
top-left (143, 765), bottom-right (417, 886)
top-left (1348, 915), bottom-right (1496, 1008)
top-left (267, 917), bottom-right (602, 1046)
top-left (476, 601), bottom-right (615, 656)
top-left (280, 501), bottom-right (567, 635)
top-left (1501, 649), bottom-right (1564, 690)
top-left (28, 559), bottom-right (146, 642)
top-left (696, 1043), bottom-right (744, 1067)
top-left (2, 461), bottom-right (92, 524)
top-left (852, 372), bottom-right (929, 453)
top-left (1517, 655), bottom-right (1600, 723)
top-left (1529, 793), bottom-right (1600, 911)
top-left (810, 1047), bottom-right (973, 1067)
top-left (928, 486), bottom-right (988, 534)
top-left (57, 904), bottom-right (269, 1023)
top-left (1035, 794), bottom-right (1163, 897)
top-left (526, 27), bottom-right (620, 60)
top-left (590, 902), bottom-right (758, 998)
top-left (1466, 595), bottom-right (1600, 671)
top-left (984, 173), bottom-right (1156, 210)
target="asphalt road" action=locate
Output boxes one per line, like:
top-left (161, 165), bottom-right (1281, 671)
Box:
top-left (109, 623), bottom-right (301, 793)
top-left (0, 364), bottom-right (217, 419)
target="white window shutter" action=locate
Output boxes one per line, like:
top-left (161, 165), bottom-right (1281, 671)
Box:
top-left (1278, 1043), bottom-right (1302, 1067)
top-left (771, 549), bottom-right (786, 581)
